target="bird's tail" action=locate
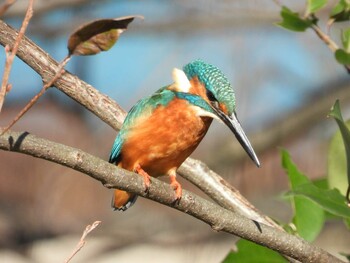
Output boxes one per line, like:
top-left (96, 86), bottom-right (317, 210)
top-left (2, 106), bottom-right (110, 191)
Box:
top-left (111, 189), bottom-right (138, 211)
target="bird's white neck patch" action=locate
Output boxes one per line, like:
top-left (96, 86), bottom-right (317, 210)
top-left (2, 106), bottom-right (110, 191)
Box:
top-left (193, 106), bottom-right (221, 122)
top-left (171, 68), bottom-right (191, 92)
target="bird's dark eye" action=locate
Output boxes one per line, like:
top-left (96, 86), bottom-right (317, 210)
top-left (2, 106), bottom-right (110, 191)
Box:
top-left (206, 89), bottom-right (217, 102)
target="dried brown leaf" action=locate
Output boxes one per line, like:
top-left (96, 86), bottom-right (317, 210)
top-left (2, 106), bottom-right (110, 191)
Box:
top-left (68, 15), bottom-right (142, 56)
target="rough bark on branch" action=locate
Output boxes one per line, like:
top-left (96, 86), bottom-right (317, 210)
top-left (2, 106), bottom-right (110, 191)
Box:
top-left (0, 130), bottom-right (343, 263)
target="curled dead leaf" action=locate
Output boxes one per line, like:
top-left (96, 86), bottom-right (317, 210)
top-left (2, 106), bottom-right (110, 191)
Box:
top-left (68, 15), bottom-right (143, 56)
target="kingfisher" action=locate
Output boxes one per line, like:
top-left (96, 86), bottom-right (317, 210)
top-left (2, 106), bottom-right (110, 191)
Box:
top-left (109, 59), bottom-right (260, 211)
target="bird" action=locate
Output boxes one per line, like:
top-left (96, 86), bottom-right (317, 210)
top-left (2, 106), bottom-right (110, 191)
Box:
top-left (109, 59), bottom-right (260, 211)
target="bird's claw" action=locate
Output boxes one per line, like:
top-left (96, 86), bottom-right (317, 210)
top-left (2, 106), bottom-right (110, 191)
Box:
top-left (170, 176), bottom-right (182, 204)
top-left (135, 164), bottom-right (151, 193)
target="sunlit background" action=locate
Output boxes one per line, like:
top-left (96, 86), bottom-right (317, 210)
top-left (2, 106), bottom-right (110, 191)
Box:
top-left (0, 0), bottom-right (349, 262)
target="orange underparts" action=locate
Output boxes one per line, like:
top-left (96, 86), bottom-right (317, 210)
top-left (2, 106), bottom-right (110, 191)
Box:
top-left (112, 96), bottom-right (213, 210)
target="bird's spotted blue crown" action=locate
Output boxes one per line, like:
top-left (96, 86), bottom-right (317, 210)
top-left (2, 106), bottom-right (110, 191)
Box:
top-left (183, 59), bottom-right (236, 115)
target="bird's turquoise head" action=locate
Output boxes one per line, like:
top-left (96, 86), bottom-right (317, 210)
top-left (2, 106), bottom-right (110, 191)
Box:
top-left (182, 59), bottom-right (260, 167)
top-left (183, 59), bottom-right (235, 116)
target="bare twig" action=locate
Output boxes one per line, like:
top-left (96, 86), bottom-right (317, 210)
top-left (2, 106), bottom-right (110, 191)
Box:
top-left (64, 221), bottom-right (101, 263)
top-left (310, 21), bottom-right (349, 73)
top-left (0, 131), bottom-right (344, 263)
top-left (309, 19), bottom-right (350, 73)
top-left (310, 24), bottom-right (338, 52)
top-left (0, 55), bottom-right (71, 135)
top-left (0, 0), bottom-right (33, 113)
top-left (0, 0), bottom-right (16, 17)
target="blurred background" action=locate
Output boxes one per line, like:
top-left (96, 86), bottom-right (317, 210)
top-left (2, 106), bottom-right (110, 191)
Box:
top-left (0, 0), bottom-right (350, 262)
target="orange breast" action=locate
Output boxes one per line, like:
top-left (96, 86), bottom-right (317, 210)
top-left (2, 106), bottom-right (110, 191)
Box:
top-left (119, 98), bottom-right (212, 177)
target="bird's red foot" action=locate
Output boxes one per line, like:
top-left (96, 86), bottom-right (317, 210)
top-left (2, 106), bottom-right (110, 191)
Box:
top-left (135, 164), bottom-right (151, 192)
top-left (170, 174), bottom-right (182, 202)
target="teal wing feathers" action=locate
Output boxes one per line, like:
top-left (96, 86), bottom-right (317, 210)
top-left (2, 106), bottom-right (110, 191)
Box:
top-left (109, 86), bottom-right (175, 163)
top-left (109, 133), bottom-right (124, 163)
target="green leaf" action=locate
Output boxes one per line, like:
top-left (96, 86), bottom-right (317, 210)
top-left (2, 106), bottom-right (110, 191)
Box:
top-left (287, 183), bottom-right (350, 219)
top-left (335, 49), bottom-right (350, 65)
top-left (222, 240), bottom-right (287, 263)
top-left (281, 150), bottom-right (325, 242)
top-left (342, 28), bottom-right (350, 52)
top-left (313, 178), bottom-right (344, 220)
top-left (329, 100), bottom-right (350, 203)
top-left (330, 0), bottom-right (350, 22)
top-left (340, 252), bottom-right (350, 261)
top-left (344, 218), bottom-right (350, 229)
top-left (312, 177), bottom-right (328, 189)
top-left (307, 0), bottom-right (328, 14)
top-left (276, 6), bottom-right (313, 32)
top-left (328, 120), bottom-right (350, 195)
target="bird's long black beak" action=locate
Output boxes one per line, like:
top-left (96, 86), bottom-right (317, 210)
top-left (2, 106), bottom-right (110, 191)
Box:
top-left (212, 107), bottom-right (260, 167)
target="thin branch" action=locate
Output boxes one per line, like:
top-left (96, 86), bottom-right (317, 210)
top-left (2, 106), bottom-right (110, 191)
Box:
top-left (0, 130), bottom-right (344, 263)
top-left (310, 24), bottom-right (338, 53)
top-left (64, 221), bottom-right (101, 263)
top-left (0, 0), bottom-right (16, 17)
top-left (0, 0), bottom-right (33, 113)
top-left (310, 23), bottom-right (350, 73)
top-left (0, 55), bottom-right (71, 135)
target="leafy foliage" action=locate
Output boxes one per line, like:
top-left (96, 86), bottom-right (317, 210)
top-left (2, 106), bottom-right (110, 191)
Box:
top-left (328, 119), bottom-right (350, 195)
top-left (331, 0), bottom-right (350, 22)
top-left (341, 28), bottom-right (350, 52)
top-left (336, 29), bottom-right (350, 65)
top-left (335, 49), bottom-right (350, 65)
top-left (329, 100), bottom-right (350, 204)
top-left (276, 6), bottom-right (313, 32)
top-left (281, 150), bottom-right (325, 242)
top-left (287, 183), bottom-right (350, 219)
top-left (277, 0), bottom-right (350, 70)
top-left (222, 239), bottom-right (286, 263)
top-left (306, 0), bottom-right (328, 15)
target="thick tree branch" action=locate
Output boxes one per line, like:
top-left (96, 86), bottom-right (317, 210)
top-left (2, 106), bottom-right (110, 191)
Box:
top-left (178, 159), bottom-right (279, 229)
top-left (0, 19), bottom-right (276, 229)
top-left (0, 130), bottom-right (344, 263)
